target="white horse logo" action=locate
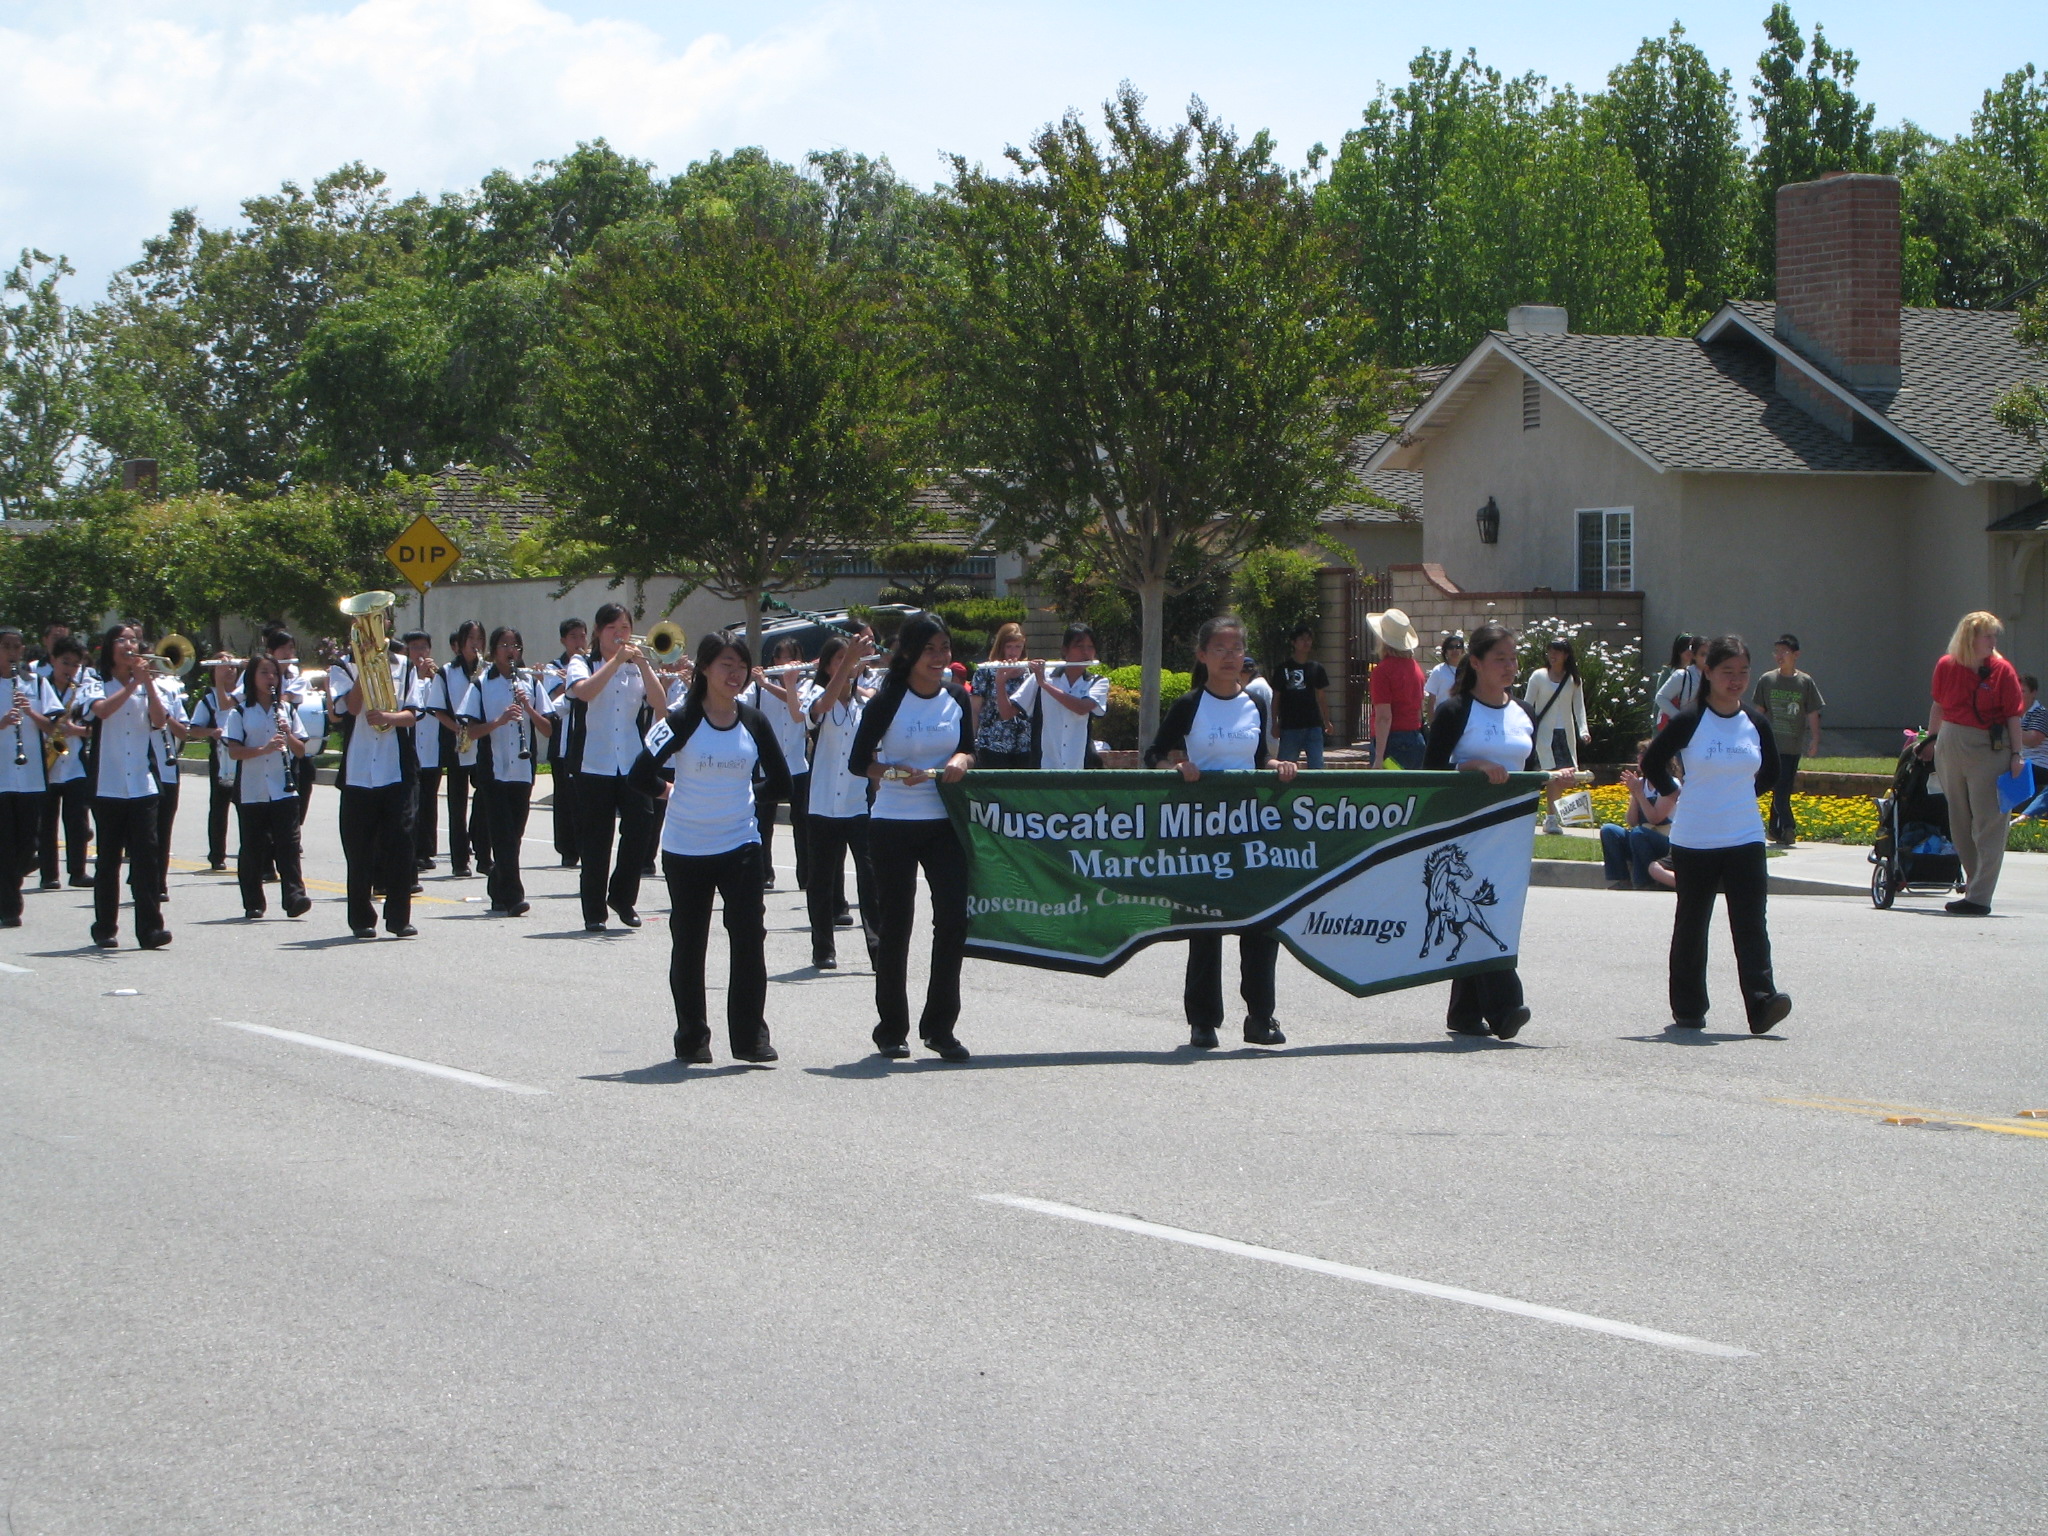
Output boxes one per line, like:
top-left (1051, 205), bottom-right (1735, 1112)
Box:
top-left (1420, 844), bottom-right (1505, 962)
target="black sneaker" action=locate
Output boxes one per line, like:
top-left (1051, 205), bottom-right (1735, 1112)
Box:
top-left (505, 900), bottom-right (531, 917)
top-left (675, 1036), bottom-right (713, 1065)
top-left (284, 895), bottom-right (312, 919)
top-left (0, 915), bottom-right (21, 929)
top-left (584, 920), bottom-right (607, 933)
top-left (1243, 1017), bottom-right (1287, 1046)
top-left (70, 875), bottom-right (94, 889)
top-left (1944, 899), bottom-right (1991, 915)
top-left (1749, 994), bottom-right (1792, 1035)
top-left (451, 865), bottom-right (472, 879)
top-left (39, 878), bottom-right (61, 890)
top-left (922, 1034), bottom-right (970, 1062)
top-left (1189, 1023), bottom-right (1220, 1049)
top-left (813, 954), bottom-right (838, 970)
top-left (92, 931), bottom-right (119, 949)
top-left (388, 923), bottom-right (418, 939)
top-left (1445, 1021), bottom-right (1489, 1036)
top-left (1490, 1006), bottom-right (1531, 1041)
top-left (834, 910), bottom-right (854, 928)
top-left (734, 1044), bottom-right (779, 1064)
top-left (245, 908), bottom-right (264, 921)
top-left (139, 929), bottom-right (172, 950)
top-left (352, 926), bottom-right (377, 940)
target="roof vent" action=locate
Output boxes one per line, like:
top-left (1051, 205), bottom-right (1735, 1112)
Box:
top-left (1506, 305), bottom-right (1568, 337)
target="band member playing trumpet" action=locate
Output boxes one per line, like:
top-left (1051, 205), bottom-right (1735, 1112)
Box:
top-left (87, 624), bottom-right (171, 950)
top-left (38, 638), bottom-right (93, 890)
top-left (0, 627), bottom-right (59, 928)
top-left (330, 644), bottom-right (422, 939)
top-left (564, 602), bottom-right (665, 932)
top-left (458, 627), bottom-right (553, 917)
top-left (628, 633), bottom-right (791, 1065)
top-left (223, 654), bottom-right (313, 921)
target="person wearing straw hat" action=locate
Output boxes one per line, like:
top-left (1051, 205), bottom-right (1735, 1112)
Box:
top-left (1366, 607), bottom-right (1428, 769)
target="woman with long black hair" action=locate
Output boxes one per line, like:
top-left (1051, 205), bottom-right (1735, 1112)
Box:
top-left (86, 624), bottom-right (171, 950)
top-left (1147, 616), bottom-right (1298, 1049)
top-left (565, 603), bottom-right (667, 932)
top-left (1642, 635), bottom-right (1792, 1033)
top-left (847, 614), bottom-right (976, 1061)
top-left (221, 653), bottom-right (313, 922)
top-left (1522, 635), bottom-right (1591, 833)
top-left (630, 633), bottom-right (791, 1065)
top-left (1423, 624), bottom-right (1581, 1038)
top-left (804, 632), bottom-right (881, 971)
top-left (459, 626), bottom-right (552, 918)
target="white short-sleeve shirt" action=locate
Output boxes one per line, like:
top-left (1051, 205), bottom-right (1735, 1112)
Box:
top-left (807, 689), bottom-right (871, 819)
top-left (462, 670), bottom-right (550, 785)
top-left (330, 662), bottom-right (408, 789)
top-left (566, 653), bottom-right (649, 778)
top-left (92, 680), bottom-right (161, 799)
top-left (1450, 699), bottom-right (1535, 774)
top-left (1015, 667), bottom-right (1109, 771)
top-left (1669, 707), bottom-right (1767, 850)
top-left (746, 679), bottom-right (812, 773)
top-left (45, 675), bottom-right (90, 785)
top-left (425, 662), bottom-right (481, 767)
top-left (1182, 690), bottom-right (1265, 774)
top-left (0, 674), bottom-right (58, 794)
top-left (222, 700), bottom-right (300, 803)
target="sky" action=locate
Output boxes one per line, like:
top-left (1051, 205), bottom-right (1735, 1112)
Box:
top-left (2, 0), bottom-right (2040, 297)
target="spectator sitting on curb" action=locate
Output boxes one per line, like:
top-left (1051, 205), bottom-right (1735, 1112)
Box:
top-left (1599, 743), bottom-right (1677, 890)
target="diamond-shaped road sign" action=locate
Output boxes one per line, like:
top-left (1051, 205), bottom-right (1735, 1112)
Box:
top-left (385, 513), bottom-right (462, 594)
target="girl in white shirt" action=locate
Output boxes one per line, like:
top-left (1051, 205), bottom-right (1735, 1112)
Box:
top-left (629, 634), bottom-right (791, 1065)
top-left (1521, 637), bottom-right (1593, 833)
top-left (847, 614), bottom-right (976, 1061)
top-left (1653, 634), bottom-right (1702, 730)
top-left (1147, 616), bottom-right (1299, 1051)
top-left (1641, 635), bottom-right (1791, 1035)
top-left (86, 624), bottom-right (171, 950)
top-left (803, 634), bottom-right (880, 971)
top-left (223, 654), bottom-right (313, 922)
top-left (459, 627), bottom-right (553, 918)
top-left (1422, 624), bottom-right (1582, 1039)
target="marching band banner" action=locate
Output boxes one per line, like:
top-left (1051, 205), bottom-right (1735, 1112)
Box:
top-left (939, 771), bottom-right (1544, 998)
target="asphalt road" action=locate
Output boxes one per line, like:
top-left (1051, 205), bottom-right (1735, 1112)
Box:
top-left (4, 797), bottom-right (2045, 1534)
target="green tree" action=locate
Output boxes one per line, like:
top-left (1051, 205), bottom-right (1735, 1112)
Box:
top-left (0, 489), bottom-right (138, 632)
top-left (1230, 548), bottom-right (1323, 667)
top-left (1893, 67), bottom-right (2048, 309)
top-left (1, 250), bottom-right (104, 515)
top-left (1994, 288), bottom-right (2048, 481)
top-left (1597, 24), bottom-right (1755, 319)
top-left (534, 210), bottom-right (926, 659)
top-left (936, 86), bottom-right (1379, 739)
top-left (1747, 5), bottom-right (1879, 290)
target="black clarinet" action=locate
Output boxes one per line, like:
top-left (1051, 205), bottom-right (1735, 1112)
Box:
top-left (10, 664), bottom-right (27, 768)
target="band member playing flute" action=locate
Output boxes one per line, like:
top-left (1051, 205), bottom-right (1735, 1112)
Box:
top-left (803, 634), bottom-right (880, 971)
top-left (87, 624), bottom-right (171, 950)
top-left (564, 603), bottom-right (665, 932)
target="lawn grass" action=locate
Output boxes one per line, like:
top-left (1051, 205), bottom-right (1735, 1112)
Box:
top-left (1533, 833), bottom-right (1785, 863)
top-left (1799, 756), bottom-right (1896, 776)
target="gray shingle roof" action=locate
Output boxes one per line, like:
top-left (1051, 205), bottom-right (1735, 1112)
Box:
top-left (1727, 299), bottom-right (2040, 481)
top-left (428, 464), bottom-right (558, 539)
top-left (1324, 430), bottom-right (1420, 522)
top-left (1494, 330), bottom-right (1928, 474)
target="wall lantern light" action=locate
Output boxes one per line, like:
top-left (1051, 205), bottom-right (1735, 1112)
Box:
top-left (1475, 496), bottom-right (1501, 545)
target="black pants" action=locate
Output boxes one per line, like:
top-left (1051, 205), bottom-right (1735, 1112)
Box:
top-left (754, 772), bottom-right (811, 888)
top-left (1446, 968), bottom-right (1525, 1032)
top-left (1668, 842), bottom-right (1776, 1024)
top-left (550, 766), bottom-right (578, 863)
top-left (206, 777), bottom-right (234, 866)
top-left (0, 791), bottom-right (40, 921)
top-left (237, 797), bottom-right (306, 916)
top-left (446, 761), bottom-right (491, 873)
top-left (1768, 753), bottom-right (1801, 843)
top-left (40, 777), bottom-right (90, 883)
top-left (869, 817), bottom-right (969, 1045)
top-left (92, 795), bottom-right (163, 942)
top-left (152, 779), bottom-right (181, 896)
top-left (479, 779), bottom-right (532, 910)
top-left (339, 782), bottom-right (416, 933)
top-left (293, 755), bottom-right (315, 825)
top-left (413, 765), bottom-right (442, 862)
top-left (806, 813), bottom-right (879, 964)
top-left (663, 844), bottom-right (770, 1056)
top-left (575, 772), bottom-right (656, 924)
top-left (1184, 931), bottom-right (1280, 1029)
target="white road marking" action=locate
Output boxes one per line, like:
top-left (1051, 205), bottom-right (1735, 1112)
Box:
top-left (0, 960), bottom-right (32, 974)
top-left (983, 1195), bottom-right (1754, 1359)
top-left (218, 1022), bottom-right (550, 1096)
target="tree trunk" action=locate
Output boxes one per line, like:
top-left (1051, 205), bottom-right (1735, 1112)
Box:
top-left (743, 586), bottom-right (765, 670)
top-left (1136, 574), bottom-right (1167, 749)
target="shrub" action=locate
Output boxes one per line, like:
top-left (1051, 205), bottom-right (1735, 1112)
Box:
top-left (1099, 669), bottom-right (1193, 749)
top-left (1517, 619), bottom-right (1653, 764)
top-left (1231, 547), bottom-right (1323, 664)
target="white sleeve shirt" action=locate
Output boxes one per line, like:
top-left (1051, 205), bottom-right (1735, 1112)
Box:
top-left (0, 675), bottom-right (59, 794)
top-left (1015, 668), bottom-right (1108, 772)
top-left (92, 682), bottom-right (161, 799)
top-left (566, 654), bottom-right (649, 778)
top-left (223, 701), bottom-right (300, 803)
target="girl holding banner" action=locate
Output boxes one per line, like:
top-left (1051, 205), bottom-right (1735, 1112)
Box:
top-left (848, 614), bottom-right (976, 1062)
top-left (1148, 616), bottom-right (1298, 1051)
top-left (1424, 624), bottom-right (1580, 1039)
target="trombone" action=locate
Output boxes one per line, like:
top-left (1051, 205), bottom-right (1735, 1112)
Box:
top-left (626, 621), bottom-right (689, 667)
top-left (141, 633), bottom-right (199, 678)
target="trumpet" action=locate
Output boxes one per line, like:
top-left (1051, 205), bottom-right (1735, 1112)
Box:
top-left (625, 621), bottom-right (689, 666)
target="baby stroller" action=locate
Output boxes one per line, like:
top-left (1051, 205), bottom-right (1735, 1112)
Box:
top-left (1869, 737), bottom-right (1963, 909)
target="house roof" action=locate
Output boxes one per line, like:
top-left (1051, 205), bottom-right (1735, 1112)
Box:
top-left (1714, 300), bottom-right (2040, 483)
top-left (1322, 367), bottom-right (1447, 523)
top-left (427, 464), bottom-right (557, 539)
top-left (1988, 497), bottom-right (2048, 534)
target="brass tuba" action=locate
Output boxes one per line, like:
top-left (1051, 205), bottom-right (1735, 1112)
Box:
top-left (338, 591), bottom-right (400, 729)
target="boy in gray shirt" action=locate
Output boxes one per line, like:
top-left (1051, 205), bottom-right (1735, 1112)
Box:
top-left (1750, 632), bottom-right (1824, 845)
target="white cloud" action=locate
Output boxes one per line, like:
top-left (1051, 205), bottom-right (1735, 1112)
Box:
top-left (0, 0), bottom-right (851, 288)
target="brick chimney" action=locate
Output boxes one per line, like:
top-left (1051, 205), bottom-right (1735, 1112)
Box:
top-left (1773, 173), bottom-right (1902, 408)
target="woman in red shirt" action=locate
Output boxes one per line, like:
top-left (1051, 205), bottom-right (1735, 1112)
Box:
top-left (1918, 610), bottom-right (2025, 913)
top-left (1367, 608), bottom-right (1428, 769)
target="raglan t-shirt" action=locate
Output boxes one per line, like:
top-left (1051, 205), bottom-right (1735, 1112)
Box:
top-left (1669, 707), bottom-right (1766, 850)
top-left (871, 688), bottom-right (968, 821)
top-left (1180, 690), bottom-right (1265, 773)
top-left (1448, 698), bottom-right (1535, 775)
top-left (648, 713), bottom-right (761, 857)
top-left (808, 690), bottom-right (872, 820)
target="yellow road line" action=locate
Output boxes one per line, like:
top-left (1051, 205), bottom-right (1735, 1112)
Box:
top-left (170, 859), bottom-right (467, 907)
top-left (1770, 1096), bottom-right (2048, 1141)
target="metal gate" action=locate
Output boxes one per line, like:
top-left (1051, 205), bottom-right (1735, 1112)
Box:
top-left (1343, 568), bottom-right (1391, 745)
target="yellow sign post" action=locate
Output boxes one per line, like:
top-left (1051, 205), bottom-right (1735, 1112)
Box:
top-left (386, 513), bottom-right (462, 593)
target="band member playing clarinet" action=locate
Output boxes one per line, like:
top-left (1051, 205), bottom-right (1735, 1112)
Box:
top-left (629, 633), bottom-right (791, 1065)
top-left (331, 645), bottom-right (421, 939)
top-left (87, 624), bottom-right (171, 950)
top-left (0, 627), bottom-right (59, 929)
top-left (459, 627), bottom-right (553, 918)
top-left (847, 613), bottom-right (976, 1061)
top-left (223, 654), bottom-right (314, 921)
top-left (564, 603), bottom-right (665, 932)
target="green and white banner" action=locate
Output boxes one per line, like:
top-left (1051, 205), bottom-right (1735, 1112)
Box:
top-left (940, 771), bottom-right (1543, 998)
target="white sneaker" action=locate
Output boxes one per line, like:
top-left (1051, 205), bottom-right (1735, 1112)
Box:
top-left (1543, 813), bottom-right (1562, 835)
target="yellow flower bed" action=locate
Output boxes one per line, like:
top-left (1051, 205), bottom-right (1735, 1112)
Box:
top-left (1581, 783), bottom-right (2046, 851)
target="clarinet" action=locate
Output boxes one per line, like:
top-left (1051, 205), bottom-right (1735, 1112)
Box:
top-left (513, 667), bottom-right (534, 762)
top-left (9, 664), bottom-right (26, 769)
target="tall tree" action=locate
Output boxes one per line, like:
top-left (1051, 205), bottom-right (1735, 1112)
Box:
top-left (1, 250), bottom-right (103, 515)
top-left (936, 86), bottom-right (1380, 740)
top-left (1994, 289), bottom-right (2048, 481)
top-left (1747, 5), bottom-right (1879, 289)
top-left (534, 209), bottom-right (926, 659)
top-left (1597, 24), bottom-right (1754, 318)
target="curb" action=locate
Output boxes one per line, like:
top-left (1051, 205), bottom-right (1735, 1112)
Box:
top-left (1530, 859), bottom-right (1864, 898)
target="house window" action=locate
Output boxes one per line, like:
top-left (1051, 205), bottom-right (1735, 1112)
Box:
top-left (1522, 374), bottom-right (1540, 431)
top-left (1576, 508), bottom-right (1632, 591)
